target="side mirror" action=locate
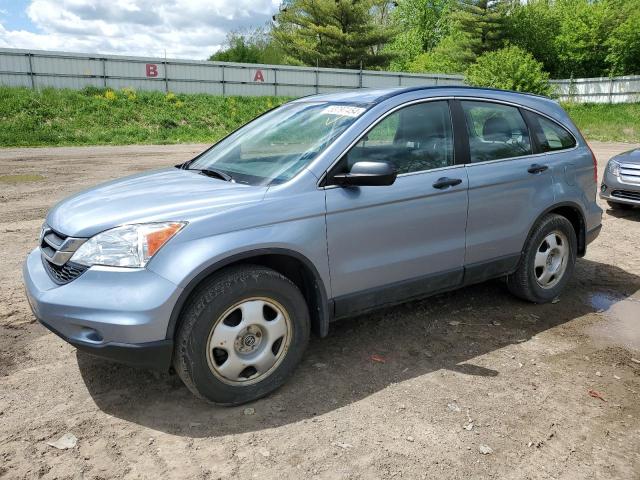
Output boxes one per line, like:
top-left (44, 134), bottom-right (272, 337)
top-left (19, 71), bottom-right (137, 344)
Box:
top-left (331, 161), bottom-right (397, 187)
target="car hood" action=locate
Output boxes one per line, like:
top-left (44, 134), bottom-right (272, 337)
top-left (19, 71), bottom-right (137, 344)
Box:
top-left (46, 168), bottom-right (267, 237)
top-left (613, 148), bottom-right (640, 165)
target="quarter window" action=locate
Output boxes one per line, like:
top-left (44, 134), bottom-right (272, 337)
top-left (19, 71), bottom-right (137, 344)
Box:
top-left (334, 101), bottom-right (454, 176)
top-left (461, 101), bottom-right (532, 163)
top-left (525, 112), bottom-right (576, 152)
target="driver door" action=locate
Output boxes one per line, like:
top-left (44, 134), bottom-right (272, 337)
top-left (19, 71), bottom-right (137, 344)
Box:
top-left (324, 100), bottom-right (469, 317)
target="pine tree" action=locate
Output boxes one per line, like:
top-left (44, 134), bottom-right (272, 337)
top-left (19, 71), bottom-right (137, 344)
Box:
top-left (451, 0), bottom-right (507, 60)
top-left (271, 0), bottom-right (397, 69)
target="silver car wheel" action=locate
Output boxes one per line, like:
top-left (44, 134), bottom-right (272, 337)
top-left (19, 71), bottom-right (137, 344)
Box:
top-left (534, 230), bottom-right (569, 289)
top-left (206, 297), bottom-right (292, 385)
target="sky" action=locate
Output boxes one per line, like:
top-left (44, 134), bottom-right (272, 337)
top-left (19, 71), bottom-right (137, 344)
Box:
top-left (0, 0), bottom-right (280, 59)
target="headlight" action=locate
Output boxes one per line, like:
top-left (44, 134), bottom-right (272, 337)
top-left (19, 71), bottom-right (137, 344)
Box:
top-left (70, 222), bottom-right (186, 268)
top-left (608, 160), bottom-right (621, 177)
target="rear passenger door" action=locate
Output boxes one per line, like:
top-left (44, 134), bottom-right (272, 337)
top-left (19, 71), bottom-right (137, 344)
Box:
top-left (456, 100), bottom-right (554, 282)
top-left (521, 109), bottom-right (587, 202)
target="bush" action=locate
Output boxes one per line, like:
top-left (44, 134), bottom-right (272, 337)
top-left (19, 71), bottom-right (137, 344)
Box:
top-left (465, 45), bottom-right (553, 96)
top-left (407, 35), bottom-right (471, 75)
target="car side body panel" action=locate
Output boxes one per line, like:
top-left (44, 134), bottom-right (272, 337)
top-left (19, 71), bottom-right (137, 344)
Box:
top-left (147, 170), bottom-right (330, 294)
top-left (463, 153), bottom-right (555, 267)
top-left (326, 165), bottom-right (469, 316)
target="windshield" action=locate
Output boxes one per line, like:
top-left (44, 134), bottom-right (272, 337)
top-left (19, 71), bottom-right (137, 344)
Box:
top-left (187, 102), bottom-right (368, 185)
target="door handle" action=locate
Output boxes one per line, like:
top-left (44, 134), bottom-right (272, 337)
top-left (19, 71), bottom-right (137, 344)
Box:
top-left (528, 164), bottom-right (549, 174)
top-left (432, 177), bottom-right (463, 189)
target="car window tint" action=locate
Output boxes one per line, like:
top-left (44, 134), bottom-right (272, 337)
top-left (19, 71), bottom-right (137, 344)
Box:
top-left (531, 114), bottom-right (576, 152)
top-left (338, 101), bottom-right (454, 176)
top-left (461, 101), bottom-right (532, 163)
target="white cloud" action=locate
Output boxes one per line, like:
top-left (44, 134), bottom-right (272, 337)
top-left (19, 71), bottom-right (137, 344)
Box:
top-left (0, 0), bottom-right (280, 59)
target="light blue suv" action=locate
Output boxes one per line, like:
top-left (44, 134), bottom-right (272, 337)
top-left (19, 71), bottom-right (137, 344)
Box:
top-left (23, 87), bottom-right (602, 405)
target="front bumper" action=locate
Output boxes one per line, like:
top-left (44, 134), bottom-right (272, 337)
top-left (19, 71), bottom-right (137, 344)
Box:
top-left (23, 249), bottom-right (183, 370)
top-left (600, 170), bottom-right (640, 206)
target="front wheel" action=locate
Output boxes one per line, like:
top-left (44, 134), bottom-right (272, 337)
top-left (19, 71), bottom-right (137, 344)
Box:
top-left (174, 265), bottom-right (310, 405)
top-left (507, 214), bottom-right (577, 303)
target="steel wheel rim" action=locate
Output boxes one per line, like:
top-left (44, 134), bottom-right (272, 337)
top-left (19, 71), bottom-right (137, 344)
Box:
top-left (206, 297), bottom-right (292, 386)
top-left (534, 230), bottom-right (569, 289)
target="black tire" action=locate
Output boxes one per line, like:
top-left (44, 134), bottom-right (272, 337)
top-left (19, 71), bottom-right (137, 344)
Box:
top-left (174, 265), bottom-right (310, 405)
top-left (607, 200), bottom-right (634, 211)
top-left (507, 214), bottom-right (577, 303)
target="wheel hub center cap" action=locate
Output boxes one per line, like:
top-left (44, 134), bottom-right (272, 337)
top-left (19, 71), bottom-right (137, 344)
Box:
top-left (235, 325), bottom-right (263, 353)
top-left (546, 254), bottom-right (554, 267)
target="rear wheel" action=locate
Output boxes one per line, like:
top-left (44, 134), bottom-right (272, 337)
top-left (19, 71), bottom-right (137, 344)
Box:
top-left (607, 200), bottom-right (634, 211)
top-left (507, 214), bottom-right (577, 303)
top-left (174, 265), bottom-right (310, 405)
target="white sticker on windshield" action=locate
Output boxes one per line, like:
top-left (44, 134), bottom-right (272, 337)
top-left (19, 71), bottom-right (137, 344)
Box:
top-left (321, 105), bottom-right (366, 118)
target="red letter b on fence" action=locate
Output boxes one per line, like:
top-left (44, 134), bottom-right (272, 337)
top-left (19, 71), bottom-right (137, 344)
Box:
top-left (146, 64), bottom-right (158, 77)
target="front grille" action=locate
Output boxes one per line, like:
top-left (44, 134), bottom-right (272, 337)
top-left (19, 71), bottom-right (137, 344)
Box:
top-left (620, 163), bottom-right (640, 184)
top-left (611, 190), bottom-right (640, 202)
top-left (40, 225), bottom-right (87, 284)
top-left (42, 257), bottom-right (88, 284)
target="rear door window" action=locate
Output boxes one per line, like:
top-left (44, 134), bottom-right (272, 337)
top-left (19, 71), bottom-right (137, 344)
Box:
top-left (461, 101), bottom-right (532, 163)
top-left (524, 112), bottom-right (577, 152)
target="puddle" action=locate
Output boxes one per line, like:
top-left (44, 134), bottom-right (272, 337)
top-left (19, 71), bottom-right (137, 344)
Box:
top-left (587, 292), bottom-right (640, 351)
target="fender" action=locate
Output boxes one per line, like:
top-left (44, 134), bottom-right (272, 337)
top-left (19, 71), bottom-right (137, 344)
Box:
top-left (164, 247), bottom-right (330, 341)
top-left (523, 201), bottom-right (587, 257)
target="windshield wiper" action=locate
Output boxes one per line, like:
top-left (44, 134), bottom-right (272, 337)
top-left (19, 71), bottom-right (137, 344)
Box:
top-left (193, 168), bottom-right (234, 182)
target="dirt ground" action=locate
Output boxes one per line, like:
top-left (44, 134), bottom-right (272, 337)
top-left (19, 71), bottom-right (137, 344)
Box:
top-left (1, 141), bottom-right (639, 480)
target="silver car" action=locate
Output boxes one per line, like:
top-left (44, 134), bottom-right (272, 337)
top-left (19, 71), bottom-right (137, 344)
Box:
top-left (23, 86), bottom-right (603, 405)
top-left (600, 149), bottom-right (640, 209)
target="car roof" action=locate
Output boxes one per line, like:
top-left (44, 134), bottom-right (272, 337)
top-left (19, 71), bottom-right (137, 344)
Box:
top-left (291, 85), bottom-right (571, 131)
top-left (292, 85), bottom-right (553, 105)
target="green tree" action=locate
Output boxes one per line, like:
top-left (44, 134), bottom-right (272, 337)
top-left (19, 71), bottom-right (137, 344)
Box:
top-left (450, 0), bottom-right (508, 60)
top-left (407, 34), bottom-right (471, 74)
top-left (606, 0), bottom-right (640, 75)
top-left (466, 45), bottom-right (553, 95)
top-left (504, 0), bottom-right (560, 77)
top-left (552, 0), bottom-right (615, 78)
top-left (271, 0), bottom-right (397, 69)
top-left (387, 0), bottom-right (455, 71)
top-left (209, 28), bottom-right (289, 65)
top-left (210, 33), bottom-right (263, 63)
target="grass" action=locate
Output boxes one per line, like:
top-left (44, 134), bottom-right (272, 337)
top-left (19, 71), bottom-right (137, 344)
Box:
top-left (562, 102), bottom-right (640, 143)
top-left (0, 87), bottom-right (291, 147)
top-left (0, 174), bottom-right (45, 183)
top-left (0, 86), bottom-right (639, 147)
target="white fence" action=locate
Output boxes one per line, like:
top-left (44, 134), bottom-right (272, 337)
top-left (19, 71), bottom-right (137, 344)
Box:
top-left (551, 76), bottom-right (640, 103)
top-left (2, 48), bottom-right (638, 103)
top-left (0, 48), bottom-right (463, 97)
